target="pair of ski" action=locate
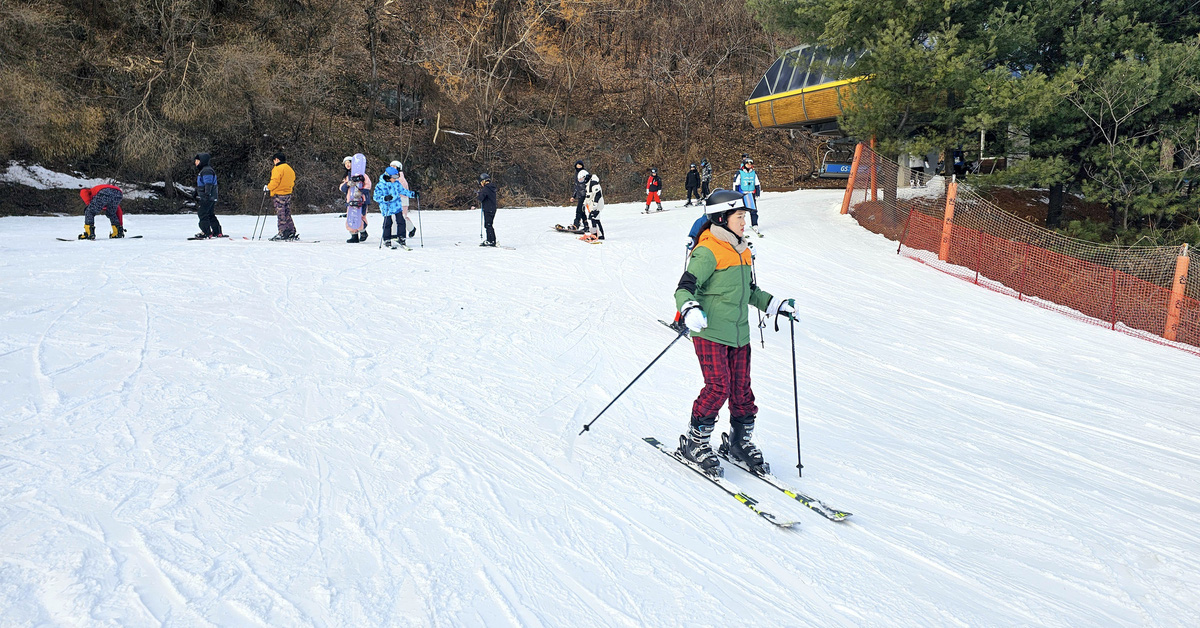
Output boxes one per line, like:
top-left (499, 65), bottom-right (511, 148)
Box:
top-left (385, 241), bottom-right (413, 251)
top-left (643, 437), bottom-right (851, 529)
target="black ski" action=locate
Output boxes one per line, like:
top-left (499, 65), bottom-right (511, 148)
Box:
top-left (643, 437), bottom-right (798, 529)
top-left (717, 434), bottom-right (851, 522)
top-left (58, 235), bottom-right (143, 241)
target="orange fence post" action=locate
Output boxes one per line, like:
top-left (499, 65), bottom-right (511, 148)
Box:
top-left (1164, 243), bottom-right (1190, 341)
top-left (869, 137), bottom-right (877, 202)
top-left (839, 143), bottom-right (865, 215)
top-left (938, 177), bottom-right (958, 261)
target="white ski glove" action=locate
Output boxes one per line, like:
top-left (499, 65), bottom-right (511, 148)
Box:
top-left (680, 301), bottom-right (707, 332)
top-left (262, 185), bottom-right (270, 192)
top-left (766, 296), bottom-right (797, 320)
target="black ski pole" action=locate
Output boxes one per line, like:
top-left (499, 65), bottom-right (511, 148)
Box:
top-left (253, 191), bottom-right (268, 239)
top-left (790, 316), bottom-right (804, 477)
top-left (579, 326), bottom-right (689, 436)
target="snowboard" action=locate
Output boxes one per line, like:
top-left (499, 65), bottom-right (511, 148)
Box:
top-left (554, 224), bottom-right (585, 233)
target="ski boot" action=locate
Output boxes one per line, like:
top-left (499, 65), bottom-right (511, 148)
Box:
top-left (479, 240), bottom-right (496, 247)
top-left (642, 204), bottom-right (651, 214)
top-left (360, 230), bottom-right (368, 242)
top-left (678, 417), bottom-right (721, 476)
top-left (751, 225), bottom-right (762, 237)
top-left (269, 232), bottom-right (287, 241)
top-left (347, 232), bottom-right (360, 243)
top-left (78, 225), bottom-right (95, 240)
top-left (110, 225), bottom-right (125, 238)
top-left (655, 203), bottom-right (664, 212)
top-left (720, 416), bottom-right (769, 475)
top-left (398, 238), bottom-right (407, 248)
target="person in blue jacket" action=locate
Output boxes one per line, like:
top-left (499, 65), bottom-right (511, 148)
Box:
top-left (193, 153), bottom-right (224, 238)
top-left (374, 166), bottom-right (416, 248)
top-left (733, 158), bottom-right (762, 236)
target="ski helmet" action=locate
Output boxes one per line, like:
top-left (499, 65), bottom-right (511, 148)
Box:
top-left (384, 166), bottom-right (399, 178)
top-left (390, 160), bottom-right (403, 171)
top-left (577, 169), bottom-right (589, 182)
top-left (479, 173), bottom-right (490, 183)
top-left (690, 163), bottom-right (697, 168)
top-left (650, 168), bottom-right (657, 175)
top-left (704, 189), bottom-right (746, 225)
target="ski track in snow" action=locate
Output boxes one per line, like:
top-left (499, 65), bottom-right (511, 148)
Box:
top-left (1, 192), bottom-right (1198, 627)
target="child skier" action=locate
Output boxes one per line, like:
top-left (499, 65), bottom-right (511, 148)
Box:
top-left (374, 166), bottom-right (415, 248)
top-left (341, 154), bottom-right (371, 243)
top-left (193, 153), bottom-right (223, 238)
top-left (644, 168), bottom-right (663, 213)
top-left (733, 158), bottom-right (762, 236)
top-left (264, 152), bottom-right (298, 241)
top-left (570, 159), bottom-right (589, 232)
top-left (674, 189), bottom-right (796, 476)
top-left (77, 183), bottom-right (125, 239)
top-left (581, 169), bottom-right (605, 241)
top-left (685, 163), bottom-right (701, 206)
top-left (389, 160), bottom-right (417, 239)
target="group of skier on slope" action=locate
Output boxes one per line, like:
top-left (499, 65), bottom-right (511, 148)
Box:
top-left (70, 146), bottom-right (794, 481)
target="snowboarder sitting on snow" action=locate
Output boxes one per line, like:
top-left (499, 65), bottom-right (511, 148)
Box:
top-left (193, 153), bottom-right (224, 238)
top-left (570, 159), bottom-right (589, 232)
top-left (733, 158), bottom-right (762, 236)
top-left (77, 184), bottom-right (125, 239)
top-left (373, 166), bottom-right (415, 248)
top-left (644, 168), bottom-right (663, 213)
top-left (471, 173), bottom-right (499, 247)
top-left (685, 163), bottom-right (701, 207)
top-left (581, 169), bottom-right (605, 240)
top-left (674, 189), bottom-right (796, 477)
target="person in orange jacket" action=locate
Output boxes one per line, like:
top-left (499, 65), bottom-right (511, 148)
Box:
top-left (263, 152), bottom-right (298, 240)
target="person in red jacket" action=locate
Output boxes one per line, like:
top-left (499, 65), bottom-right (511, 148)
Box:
top-left (78, 184), bottom-right (124, 239)
top-left (643, 167), bottom-right (663, 213)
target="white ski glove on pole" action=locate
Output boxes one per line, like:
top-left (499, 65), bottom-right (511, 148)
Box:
top-left (766, 296), bottom-right (797, 320)
top-left (680, 301), bottom-right (708, 332)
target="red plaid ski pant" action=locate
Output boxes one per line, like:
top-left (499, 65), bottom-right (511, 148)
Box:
top-left (690, 337), bottom-right (757, 420)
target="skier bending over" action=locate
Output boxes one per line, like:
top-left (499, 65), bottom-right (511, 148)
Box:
top-left (674, 189), bottom-right (796, 476)
top-left (733, 158), bottom-right (762, 236)
top-left (77, 183), bottom-right (125, 239)
top-left (581, 169), bottom-right (605, 240)
top-left (374, 166), bottom-right (415, 248)
top-left (644, 168), bottom-right (664, 213)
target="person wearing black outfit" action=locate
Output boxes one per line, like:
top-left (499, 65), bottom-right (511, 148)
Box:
top-left (570, 159), bottom-right (588, 231)
top-left (685, 163), bottom-right (701, 206)
top-left (472, 173), bottom-right (499, 246)
top-left (193, 153), bottom-right (223, 238)
top-left (700, 159), bottom-right (713, 198)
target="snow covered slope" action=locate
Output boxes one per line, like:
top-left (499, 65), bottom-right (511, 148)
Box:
top-left (2, 191), bottom-right (1197, 627)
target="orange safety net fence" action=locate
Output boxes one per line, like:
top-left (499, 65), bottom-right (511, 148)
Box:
top-left (840, 143), bottom-right (1200, 355)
